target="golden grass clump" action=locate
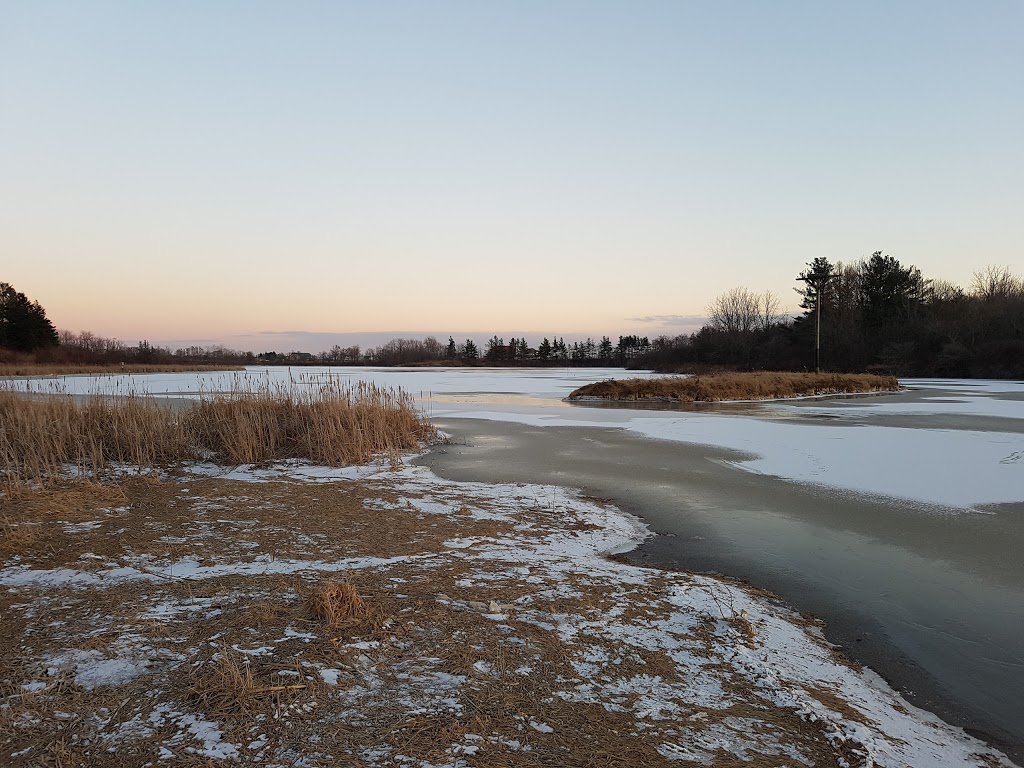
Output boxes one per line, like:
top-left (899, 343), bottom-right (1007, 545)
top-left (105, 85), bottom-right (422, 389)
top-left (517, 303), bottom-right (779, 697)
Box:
top-left (568, 371), bottom-right (901, 403)
top-left (0, 378), bottom-right (437, 488)
top-left (188, 649), bottom-right (264, 716)
top-left (306, 580), bottom-right (368, 627)
top-left (0, 391), bottom-right (189, 486)
top-left (190, 380), bottom-right (434, 466)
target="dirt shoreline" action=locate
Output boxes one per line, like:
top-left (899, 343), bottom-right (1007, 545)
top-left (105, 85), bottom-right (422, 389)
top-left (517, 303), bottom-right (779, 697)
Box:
top-left (415, 417), bottom-right (1024, 764)
top-left (8, 465), bottom-right (1008, 766)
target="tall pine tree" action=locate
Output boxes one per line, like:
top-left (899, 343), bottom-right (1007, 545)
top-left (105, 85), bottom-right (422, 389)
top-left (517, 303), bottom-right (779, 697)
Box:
top-left (0, 282), bottom-right (58, 352)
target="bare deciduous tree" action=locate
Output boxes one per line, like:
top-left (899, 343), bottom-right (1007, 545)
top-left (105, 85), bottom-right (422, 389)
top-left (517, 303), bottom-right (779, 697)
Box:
top-left (927, 279), bottom-right (967, 303)
top-left (707, 287), bottom-right (781, 334)
top-left (756, 291), bottom-right (783, 332)
top-left (706, 287), bottom-right (760, 335)
top-left (971, 265), bottom-right (1024, 300)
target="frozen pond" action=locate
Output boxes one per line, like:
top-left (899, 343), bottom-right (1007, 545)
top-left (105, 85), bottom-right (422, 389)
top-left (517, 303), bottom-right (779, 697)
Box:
top-left (8, 367), bottom-right (1023, 510)
top-left (4, 365), bottom-right (660, 401)
top-left (9, 365), bottom-right (1023, 512)
top-left (7, 367), bottom-right (1024, 758)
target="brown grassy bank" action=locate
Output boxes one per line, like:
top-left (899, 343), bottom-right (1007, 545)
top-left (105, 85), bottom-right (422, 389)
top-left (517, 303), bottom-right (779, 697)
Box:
top-left (568, 372), bottom-right (901, 403)
top-left (0, 363), bottom-right (244, 377)
top-left (0, 381), bottom-right (436, 488)
top-left (0, 469), bottom-right (1003, 766)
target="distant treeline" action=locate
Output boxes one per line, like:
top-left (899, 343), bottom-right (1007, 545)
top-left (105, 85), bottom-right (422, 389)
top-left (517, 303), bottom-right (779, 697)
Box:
top-left (1, 330), bottom-right (655, 369)
top-left (357, 334), bottom-right (653, 367)
top-left (638, 258), bottom-right (1024, 378)
top-left (3, 257), bottom-right (1023, 377)
top-left (0, 286), bottom-right (656, 369)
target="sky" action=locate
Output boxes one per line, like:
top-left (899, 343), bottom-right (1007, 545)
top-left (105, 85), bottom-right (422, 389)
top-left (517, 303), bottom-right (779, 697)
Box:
top-left (2, 1), bottom-right (1022, 352)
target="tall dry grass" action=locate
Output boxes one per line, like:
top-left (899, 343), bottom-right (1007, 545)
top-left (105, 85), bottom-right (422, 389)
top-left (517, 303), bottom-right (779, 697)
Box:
top-left (0, 392), bottom-right (188, 484)
top-left (0, 380), bottom-right (436, 488)
top-left (568, 372), bottom-right (900, 402)
top-left (190, 380), bottom-right (432, 466)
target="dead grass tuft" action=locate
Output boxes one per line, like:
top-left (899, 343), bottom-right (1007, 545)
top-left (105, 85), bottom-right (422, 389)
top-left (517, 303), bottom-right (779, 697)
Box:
top-left (568, 371), bottom-right (900, 403)
top-left (0, 515), bottom-right (41, 557)
top-left (188, 649), bottom-right (261, 716)
top-left (241, 600), bottom-right (291, 628)
top-left (306, 580), bottom-right (368, 627)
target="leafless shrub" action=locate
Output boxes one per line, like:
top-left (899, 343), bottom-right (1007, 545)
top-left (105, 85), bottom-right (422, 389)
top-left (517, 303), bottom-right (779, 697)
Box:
top-left (971, 265), bottom-right (1024, 300)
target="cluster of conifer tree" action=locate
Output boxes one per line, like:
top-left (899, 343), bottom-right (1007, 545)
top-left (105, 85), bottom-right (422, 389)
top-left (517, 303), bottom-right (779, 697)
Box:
top-left (638, 256), bottom-right (1024, 378)
top-left (459, 334), bottom-right (651, 365)
top-left (0, 282), bottom-right (59, 353)
top-left (360, 335), bottom-right (654, 366)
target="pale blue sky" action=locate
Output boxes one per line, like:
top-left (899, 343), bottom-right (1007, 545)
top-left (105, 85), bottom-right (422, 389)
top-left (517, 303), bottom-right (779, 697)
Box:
top-left (1, 1), bottom-right (1021, 350)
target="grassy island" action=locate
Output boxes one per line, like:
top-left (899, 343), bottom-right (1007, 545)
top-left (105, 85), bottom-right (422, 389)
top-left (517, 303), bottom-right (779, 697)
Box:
top-left (568, 371), bottom-right (901, 403)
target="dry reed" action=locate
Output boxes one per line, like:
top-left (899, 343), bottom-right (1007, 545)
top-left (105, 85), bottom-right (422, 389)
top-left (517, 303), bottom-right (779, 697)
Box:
top-left (0, 379), bottom-right (437, 488)
top-left (568, 372), bottom-right (900, 402)
top-left (305, 581), bottom-right (368, 627)
top-left (191, 380), bottom-right (432, 466)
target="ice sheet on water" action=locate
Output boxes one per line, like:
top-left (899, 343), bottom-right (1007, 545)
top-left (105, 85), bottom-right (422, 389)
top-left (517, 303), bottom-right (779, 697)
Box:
top-left (628, 414), bottom-right (1023, 508)
top-left (780, 378), bottom-right (1024, 420)
top-left (428, 383), bottom-right (1024, 509)
top-left (5, 365), bottom-right (658, 401)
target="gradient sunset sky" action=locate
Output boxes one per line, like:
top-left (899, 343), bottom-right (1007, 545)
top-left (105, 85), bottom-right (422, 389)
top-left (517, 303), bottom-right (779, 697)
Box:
top-left (2, 2), bottom-right (1021, 351)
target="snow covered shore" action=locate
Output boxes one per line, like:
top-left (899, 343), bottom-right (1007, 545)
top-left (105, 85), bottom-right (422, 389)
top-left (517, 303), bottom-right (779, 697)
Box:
top-left (1, 460), bottom-right (1015, 767)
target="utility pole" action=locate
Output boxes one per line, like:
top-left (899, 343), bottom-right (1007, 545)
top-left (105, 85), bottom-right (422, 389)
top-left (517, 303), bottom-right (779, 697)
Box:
top-left (797, 272), bottom-right (835, 373)
top-left (816, 286), bottom-right (822, 373)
